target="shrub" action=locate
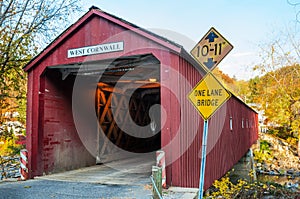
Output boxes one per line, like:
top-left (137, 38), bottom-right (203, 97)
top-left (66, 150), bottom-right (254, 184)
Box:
top-left (205, 171), bottom-right (300, 198)
top-left (0, 137), bottom-right (24, 156)
top-left (253, 140), bottom-right (273, 163)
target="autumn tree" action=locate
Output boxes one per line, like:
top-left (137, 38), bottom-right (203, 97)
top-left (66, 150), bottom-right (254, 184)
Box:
top-left (287, 0), bottom-right (300, 157)
top-left (0, 0), bottom-right (82, 124)
top-left (249, 25), bottom-right (300, 156)
top-left (213, 67), bottom-right (251, 102)
top-left (251, 65), bottom-right (300, 130)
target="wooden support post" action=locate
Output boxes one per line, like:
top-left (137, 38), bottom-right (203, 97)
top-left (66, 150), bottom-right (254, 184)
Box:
top-left (152, 166), bottom-right (162, 199)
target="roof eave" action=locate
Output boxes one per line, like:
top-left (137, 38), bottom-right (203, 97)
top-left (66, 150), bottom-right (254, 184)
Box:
top-left (24, 8), bottom-right (182, 72)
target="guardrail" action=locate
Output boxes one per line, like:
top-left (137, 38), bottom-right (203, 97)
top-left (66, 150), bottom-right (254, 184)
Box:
top-left (151, 166), bottom-right (163, 199)
top-left (150, 175), bottom-right (163, 199)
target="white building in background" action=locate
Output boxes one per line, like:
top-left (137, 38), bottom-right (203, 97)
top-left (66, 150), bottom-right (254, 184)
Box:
top-left (247, 103), bottom-right (267, 133)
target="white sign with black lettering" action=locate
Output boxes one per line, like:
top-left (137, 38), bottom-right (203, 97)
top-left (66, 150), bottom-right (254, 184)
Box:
top-left (67, 41), bottom-right (124, 58)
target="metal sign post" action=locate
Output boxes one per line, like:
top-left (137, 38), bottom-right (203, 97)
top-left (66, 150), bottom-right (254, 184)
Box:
top-left (188, 27), bottom-right (233, 199)
top-left (188, 72), bottom-right (230, 198)
top-left (198, 119), bottom-right (208, 199)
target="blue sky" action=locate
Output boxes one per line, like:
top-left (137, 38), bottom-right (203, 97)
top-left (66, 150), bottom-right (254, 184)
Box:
top-left (80, 0), bottom-right (298, 80)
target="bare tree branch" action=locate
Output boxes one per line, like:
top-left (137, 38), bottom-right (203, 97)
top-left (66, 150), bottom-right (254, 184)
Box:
top-left (0, 0), bottom-right (83, 123)
top-left (0, 0), bottom-right (14, 27)
top-left (2, 1), bottom-right (30, 72)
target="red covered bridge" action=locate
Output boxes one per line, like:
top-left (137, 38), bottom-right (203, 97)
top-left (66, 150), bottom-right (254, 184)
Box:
top-left (24, 7), bottom-right (258, 189)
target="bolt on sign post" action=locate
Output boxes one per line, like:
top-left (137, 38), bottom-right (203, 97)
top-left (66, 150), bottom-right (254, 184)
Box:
top-left (188, 27), bottom-right (233, 199)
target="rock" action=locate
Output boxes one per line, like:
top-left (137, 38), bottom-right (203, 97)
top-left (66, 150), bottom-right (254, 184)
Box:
top-left (270, 164), bottom-right (276, 170)
top-left (279, 169), bottom-right (285, 175)
top-left (269, 170), bottom-right (275, 175)
top-left (262, 196), bottom-right (275, 199)
top-left (287, 169), bottom-right (294, 175)
top-left (0, 155), bottom-right (20, 180)
top-left (286, 182), bottom-right (299, 189)
top-left (257, 163), bottom-right (262, 167)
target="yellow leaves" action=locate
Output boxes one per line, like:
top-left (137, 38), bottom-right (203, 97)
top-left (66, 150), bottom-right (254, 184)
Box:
top-left (0, 138), bottom-right (23, 156)
top-left (250, 64), bottom-right (300, 129)
top-left (252, 65), bottom-right (261, 71)
top-left (262, 184), bottom-right (268, 189)
top-left (206, 170), bottom-right (300, 198)
top-left (209, 173), bottom-right (249, 199)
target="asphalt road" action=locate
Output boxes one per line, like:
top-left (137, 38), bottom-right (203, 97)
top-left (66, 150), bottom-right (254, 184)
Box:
top-left (0, 156), bottom-right (154, 199)
top-left (0, 156), bottom-right (198, 199)
top-left (0, 179), bottom-right (152, 199)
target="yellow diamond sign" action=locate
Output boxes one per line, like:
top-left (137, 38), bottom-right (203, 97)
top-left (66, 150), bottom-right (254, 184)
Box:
top-left (190, 27), bottom-right (233, 71)
top-left (188, 73), bottom-right (231, 120)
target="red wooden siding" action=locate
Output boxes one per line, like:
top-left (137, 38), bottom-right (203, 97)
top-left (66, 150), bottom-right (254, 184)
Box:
top-left (168, 55), bottom-right (203, 187)
top-left (42, 70), bottom-right (95, 173)
top-left (165, 55), bottom-right (259, 188)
